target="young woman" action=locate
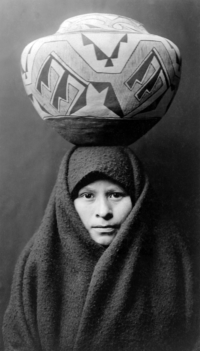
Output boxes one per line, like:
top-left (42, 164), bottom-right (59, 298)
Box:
top-left (3, 146), bottom-right (198, 351)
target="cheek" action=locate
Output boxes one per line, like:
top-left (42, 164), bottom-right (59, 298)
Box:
top-left (116, 198), bottom-right (132, 223)
top-left (74, 201), bottom-right (91, 228)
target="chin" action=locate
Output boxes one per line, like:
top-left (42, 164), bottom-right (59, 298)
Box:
top-left (97, 236), bottom-right (115, 246)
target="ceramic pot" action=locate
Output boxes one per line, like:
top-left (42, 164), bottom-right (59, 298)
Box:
top-left (21, 13), bottom-right (181, 145)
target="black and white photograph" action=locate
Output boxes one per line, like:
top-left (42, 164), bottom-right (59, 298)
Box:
top-left (0, 1), bottom-right (199, 350)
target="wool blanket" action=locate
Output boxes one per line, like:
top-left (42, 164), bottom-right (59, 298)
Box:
top-left (3, 146), bottom-right (199, 351)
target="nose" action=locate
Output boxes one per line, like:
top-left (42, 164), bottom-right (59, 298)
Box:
top-left (95, 196), bottom-right (113, 220)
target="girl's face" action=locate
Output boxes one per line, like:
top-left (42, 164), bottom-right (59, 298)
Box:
top-left (74, 179), bottom-right (132, 246)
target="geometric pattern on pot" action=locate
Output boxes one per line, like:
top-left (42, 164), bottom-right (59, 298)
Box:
top-left (21, 13), bottom-right (181, 144)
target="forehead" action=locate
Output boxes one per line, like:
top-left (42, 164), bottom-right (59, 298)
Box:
top-left (79, 179), bottom-right (125, 191)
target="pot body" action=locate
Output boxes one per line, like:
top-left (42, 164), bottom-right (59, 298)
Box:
top-left (21, 13), bottom-right (181, 145)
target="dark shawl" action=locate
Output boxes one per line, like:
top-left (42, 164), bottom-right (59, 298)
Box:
top-left (3, 147), bottom-right (199, 351)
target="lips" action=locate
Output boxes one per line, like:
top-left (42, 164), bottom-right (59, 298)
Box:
top-left (92, 226), bottom-right (119, 234)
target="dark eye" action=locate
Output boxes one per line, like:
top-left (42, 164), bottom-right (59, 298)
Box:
top-left (109, 192), bottom-right (124, 199)
top-left (80, 192), bottom-right (94, 199)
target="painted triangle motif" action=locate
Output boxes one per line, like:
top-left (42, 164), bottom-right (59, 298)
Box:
top-left (82, 34), bottom-right (128, 67)
top-left (71, 82), bottom-right (124, 118)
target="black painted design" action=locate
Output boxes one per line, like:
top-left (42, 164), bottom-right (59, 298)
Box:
top-left (37, 56), bottom-right (52, 94)
top-left (111, 34), bottom-right (127, 58)
top-left (52, 70), bottom-right (73, 110)
top-left (70, 88), bottom-right (87, 115)
top-left (38, 101), bottom-right (51, 114)
top-left (125, 48), bottom-right (170, 103)
top-left (28, 94), bottom-right (34, 102)
top-left (82, 34), bottom-right (128, 67)
top-left (36, 53), bottom-right (88, 113)
top-left (93, 82), bottom-right (123, 117)
top-left (137, 65), bottom-right (162, 100)
top-left (82, 34), bottom-right (108, 60)
top-left (137, 91), bottom-right (166, 114)
top-left (71, 82), bottom-right (124, 118)
top-left (86, 24), bottom-right (102, 29)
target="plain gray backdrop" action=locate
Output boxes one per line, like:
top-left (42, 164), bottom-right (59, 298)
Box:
top-left (0, 0), bottom-right (199, 348)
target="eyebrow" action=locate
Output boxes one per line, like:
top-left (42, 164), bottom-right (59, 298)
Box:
top-left (79, 185), bottom-right (126, 193)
